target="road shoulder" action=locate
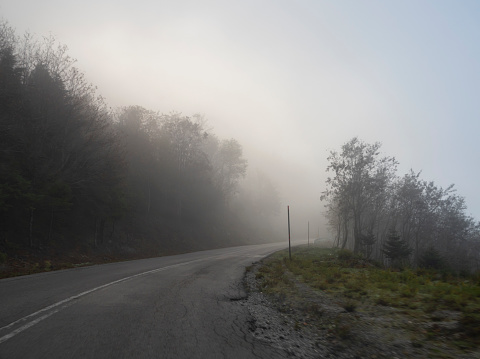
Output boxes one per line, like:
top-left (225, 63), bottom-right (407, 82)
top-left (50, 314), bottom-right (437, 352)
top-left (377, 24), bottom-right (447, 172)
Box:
top-left (242, 258), bottom-right (478, 359)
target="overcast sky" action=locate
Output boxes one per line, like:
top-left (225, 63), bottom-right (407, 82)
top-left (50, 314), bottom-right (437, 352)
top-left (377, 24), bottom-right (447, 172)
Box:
top-left (2, 0), bottom-right (480, 234)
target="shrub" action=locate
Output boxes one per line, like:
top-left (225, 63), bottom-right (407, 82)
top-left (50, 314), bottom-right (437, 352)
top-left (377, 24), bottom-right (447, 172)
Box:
top-left (0, 252), bottom-right (6, 265)
top-left (337, 249), bottom-right (354, 261)
top-left (44, 260), bottom-right (52, 271)
top-left (419, 246), bottom-right (449, 271)
top-left (382, 229), bottom-right (412, 268)
top-left (376, 296), bottom-right (391, 306)
top-left (400, 285), bottom-right (418, 298)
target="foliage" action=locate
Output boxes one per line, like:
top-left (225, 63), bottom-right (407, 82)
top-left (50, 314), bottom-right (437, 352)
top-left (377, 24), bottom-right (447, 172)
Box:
top-left (257, 247), bottom-right (480, 350)
top-left (322, 138), bottom-right (480, 272)
top-left (0, 21), bottom-right (279, 259)
top-left (337, 248), bottom-right (355, 261)
top-left (0, 251), bottom-right (6, 264)
top-left (419, 246), bottom-right (449, 271)
top-left (382, 229), bottom-right (412, 267)
top-left (322, 137), bottom-right (398, 253)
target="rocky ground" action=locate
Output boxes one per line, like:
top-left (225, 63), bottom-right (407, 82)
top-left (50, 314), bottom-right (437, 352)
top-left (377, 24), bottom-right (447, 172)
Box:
top-left (241, 260), bottom-right (480, 359)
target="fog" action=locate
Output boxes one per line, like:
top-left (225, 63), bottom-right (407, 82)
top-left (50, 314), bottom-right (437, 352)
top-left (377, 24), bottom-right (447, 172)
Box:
top-left (3, 0), bottom-right (480, 241)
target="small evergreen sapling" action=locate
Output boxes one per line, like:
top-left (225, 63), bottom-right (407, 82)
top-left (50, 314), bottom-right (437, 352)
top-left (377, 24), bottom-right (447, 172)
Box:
top-left (382, 229), bottom-right (412, 268)
top-left (419, 246), bottom-right (449, 270)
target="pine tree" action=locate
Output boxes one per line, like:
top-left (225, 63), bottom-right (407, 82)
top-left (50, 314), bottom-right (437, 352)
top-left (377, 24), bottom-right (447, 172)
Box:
top-left (419, 246), bottom-right (448, 270)
top-left (382, 229), bottom-right (412, 267)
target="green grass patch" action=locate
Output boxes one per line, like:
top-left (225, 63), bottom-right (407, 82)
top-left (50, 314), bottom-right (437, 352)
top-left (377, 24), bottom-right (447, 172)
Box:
top-left (256, 245), bottom-right (480, 350)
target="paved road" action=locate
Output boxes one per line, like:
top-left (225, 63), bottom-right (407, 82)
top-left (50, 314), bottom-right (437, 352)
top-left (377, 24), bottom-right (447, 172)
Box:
top-left (0, 242), bottom-right (293, 359)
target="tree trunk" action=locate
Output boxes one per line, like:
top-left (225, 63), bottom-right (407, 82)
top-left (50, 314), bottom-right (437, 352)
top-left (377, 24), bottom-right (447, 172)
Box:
top-left (48, 209), bottom-right (54, 243)
top-left (93, 218), bottom-right (98, 248)
top-left (109, 220), bottom-right (115, 239)
top-left (146, 186), bottom-right (151, 215)
top-left (341, 220), bottom-right (348, 249)
top-left (336, 222), bottom-right (341, 247)
top-left (352, 206), bottom-right (363, 254)
top-left (353, 221), bottom-right (360, 253)
top-left (29, 208), bottom-right (34, 247)
top-left (98, 219), bottom-right (105, 245)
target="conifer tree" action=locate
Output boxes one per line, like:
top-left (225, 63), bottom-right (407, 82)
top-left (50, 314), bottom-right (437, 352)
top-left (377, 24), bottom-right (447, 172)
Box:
top-left (382, 228), bottom-right (412, 267)
top-left (419, 246), bottom-right (448, 270)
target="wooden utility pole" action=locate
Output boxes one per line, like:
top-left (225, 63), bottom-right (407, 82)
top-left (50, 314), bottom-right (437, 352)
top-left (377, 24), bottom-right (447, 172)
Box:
top-left (288, 206), bottom-right (291, 260)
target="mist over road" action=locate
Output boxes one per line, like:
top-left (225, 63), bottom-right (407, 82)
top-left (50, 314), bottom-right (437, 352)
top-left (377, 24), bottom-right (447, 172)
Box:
top-left (0, 243), bottom-right (296, 359)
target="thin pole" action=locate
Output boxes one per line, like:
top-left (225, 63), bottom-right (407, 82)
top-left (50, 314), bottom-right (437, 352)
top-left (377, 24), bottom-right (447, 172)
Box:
top-left (308, 221), bottom-right (310, 247)
top-left (319, 196), bottom-right (321, 240)
top-left (288, 205), bottom-right (291, 260)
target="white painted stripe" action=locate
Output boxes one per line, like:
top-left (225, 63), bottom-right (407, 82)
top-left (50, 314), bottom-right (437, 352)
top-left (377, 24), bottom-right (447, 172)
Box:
top-left (0, 246), bottom-right (260, 344)
top-left (0, 302), bottom-right (74, 344)
top-left (0, 254), bottom-right (231, 344)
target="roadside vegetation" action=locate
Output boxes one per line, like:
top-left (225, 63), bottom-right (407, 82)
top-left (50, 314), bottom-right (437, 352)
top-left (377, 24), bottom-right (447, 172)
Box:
top-left (322, 137), bottom-right (480, 274)
top-left (255, 246), bottom-right (480, 357)
top-left (0, 247), bottom-right (129, 279)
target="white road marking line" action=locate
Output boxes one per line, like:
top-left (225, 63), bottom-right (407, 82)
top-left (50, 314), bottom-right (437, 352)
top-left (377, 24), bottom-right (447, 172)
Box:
top-left (0, 247), bottom-right (263, 344)
top-left (0, 302), bottom-right (74, 344)
top-left (0, 255), bottom-right (224, 344)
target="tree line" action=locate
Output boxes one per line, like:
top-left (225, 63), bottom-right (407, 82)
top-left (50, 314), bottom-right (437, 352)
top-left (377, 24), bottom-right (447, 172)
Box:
top-left (0, 22), bottom-right (281, 257)
top-left (322, 137), bottom-right (480, 272)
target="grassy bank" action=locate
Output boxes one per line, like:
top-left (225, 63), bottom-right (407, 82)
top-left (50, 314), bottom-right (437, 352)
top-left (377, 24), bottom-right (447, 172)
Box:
top-left (255, 246), bottom-right (480, 356)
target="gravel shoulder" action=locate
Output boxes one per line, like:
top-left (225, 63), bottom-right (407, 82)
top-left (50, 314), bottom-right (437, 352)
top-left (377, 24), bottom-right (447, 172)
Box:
top-left (242, 259), bottom-right (480, 359)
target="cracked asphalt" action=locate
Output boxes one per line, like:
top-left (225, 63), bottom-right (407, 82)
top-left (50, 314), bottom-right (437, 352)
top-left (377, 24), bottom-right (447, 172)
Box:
top-left (0, 243), bottom-right (292, 359)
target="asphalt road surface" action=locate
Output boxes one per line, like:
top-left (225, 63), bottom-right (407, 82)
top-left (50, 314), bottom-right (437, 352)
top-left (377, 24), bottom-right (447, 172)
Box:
top-left (0, 242), bottom-right (293, 359)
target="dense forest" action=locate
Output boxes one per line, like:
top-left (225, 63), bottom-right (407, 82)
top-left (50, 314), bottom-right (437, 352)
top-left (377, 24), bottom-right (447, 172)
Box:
top-left (0, 22), bottom-right (282, 264)
top-left (322, 137), bottom-right (480, 272)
